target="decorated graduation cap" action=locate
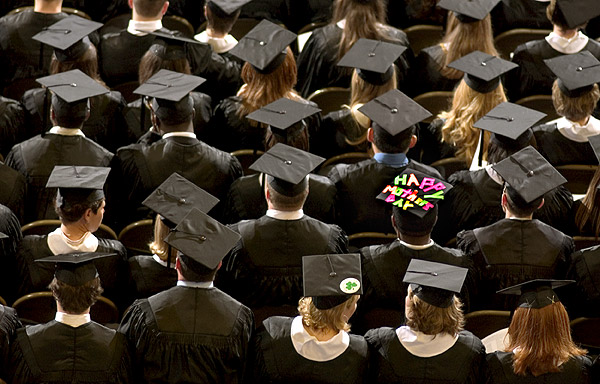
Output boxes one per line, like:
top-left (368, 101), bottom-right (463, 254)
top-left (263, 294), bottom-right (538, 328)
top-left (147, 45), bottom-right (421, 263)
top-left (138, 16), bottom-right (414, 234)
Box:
top-left (358, 89), bottom-right (432, 136)
top-left (497, 279), bottom-right (575, 309)
top-left (143, 172), bottom-right (220, 228)
top-left (492, 146), bottom-right (567, 204)
top-left (403, 259), bottom-right (468, 308)
top-left (448, 51), bottom-right (518, 93)
top-left (32, 15), bottom-right (102, 62)
top-left (36, 252), bottom-right (115, 286)
top-left (229, 19), bottom-right (296, 74)
top-left (249, 143), bottom-right (325, 197)
top-left (544, 50), bottom-right (600, 98)
top-left (207, 0), bottom-right (252, 15)
top-left (246, 98), bottom-right (321, 138)
top-left (164, 208), bottom-right (240, 270)
top-left (302, 254), bottom-right (363, 310)
top-left (46, 165), bottom-right (110, 207)
top-left (337, 38), bottom-right (406, 86)
top-left (438, 0), bottom-right (501, 22)
top-left (553, 0), bottom-right (600, 29)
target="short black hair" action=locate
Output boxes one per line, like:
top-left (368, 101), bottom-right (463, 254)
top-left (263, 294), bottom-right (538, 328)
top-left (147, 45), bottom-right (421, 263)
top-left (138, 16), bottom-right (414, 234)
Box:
top-left (206, 1), bottom-right (241, 35)
top-left (372, 122), bottom-right (415, 154)
top-left (504, 184), bottom-right (543, 217)
top-left (55, 197), bottom-right (104, 224)
top-left (178, 254), bottom-right (219, 282)
top-left (392, 204), bottom-right (438, 237)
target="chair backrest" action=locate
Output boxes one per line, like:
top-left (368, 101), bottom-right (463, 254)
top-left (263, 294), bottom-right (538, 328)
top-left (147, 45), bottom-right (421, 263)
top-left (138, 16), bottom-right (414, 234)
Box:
top-left (555, 164), bottom-right (598, 195)
top-left (494, 28), bottom-right (551, 60)
top-left (430, 156), bottom-right (468, 179)
top-left (118, 219), bottom-right (154, 255)
top-left (404, 24), bottom-right (444, 56)
top-left (570, 317), bottom-right (600, 352)
top-left (22, 220), bottom-right (118, 240)
top-left (413, 91), bottom-right (454, 124)
top-left (464, 310), bottom-right (511, 339)
top-left (306, 87), bottom-right (351, 116)
top-left (573, 236), bottom-right (600, 251)
top-left (231, 149), bottom-right (264, 176)
top-left (112, 81), bottom-right (140, 104)
top-left (163, 15), bottom-right (195, 38)
top-left (0, 296), bottom-right (6, 306)
top-left (348, 232), bottom-right (397, 250)
top-left (7, 6), bottom-right (91, 20)
top-left (317, 151), bottom-right (371, 176)
top-left (514, 94), bottom-right (558, 124)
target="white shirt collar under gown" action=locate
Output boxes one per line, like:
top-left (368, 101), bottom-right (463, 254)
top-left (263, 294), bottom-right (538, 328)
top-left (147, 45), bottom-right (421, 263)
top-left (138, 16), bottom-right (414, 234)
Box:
top-left (396, 326), bottom-right (458, 357)
top-left (176, 280), bottom-right (214, 288)
top-left (55, 312), bottom-right (91, 328)
top-left (48, 126), bottom-right (85, 136)
top-left (552, 116), bottom-right (600, 143)
top-left (545, 31), bottom-right (589, 54)
top-left (194, 31), bottom-right (238, 53)
top-left (290, 316), bottom-right (350, 362)
top-left (47, 227), bottom-right (99, 255)
top-left (266, 209), bottom-right (304, 220)
top-left (127, 19), bottom-right (163, 36)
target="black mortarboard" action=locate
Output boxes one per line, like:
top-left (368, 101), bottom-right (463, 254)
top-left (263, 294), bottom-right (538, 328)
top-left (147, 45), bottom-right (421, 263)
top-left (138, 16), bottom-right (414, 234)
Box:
top-left (249, 143), bottom-right (325, 197)
top-left (337, 38), bottom-right (406, 85)
top-left (143, 173), bottom-right (220, 228)
top-left (358, 89), bottom-right (432, 136)
top-left (246, 98), bottom-right (321, 137)
top-left (46, 165), bottom-right (110, 206)
top-left (497, 279), bottom-right (575, 309)
top-left (32, 16), bottom-right (102, 62)
top-left (555, 0), bottom-right (600, 29)
top-left (438, 0), bottom-right (501, 22)
top-left (36, 252), bottom-right (115, 286)
top-left (229, 19), bottom-right (296, 74)
top-left (164, 208), bottom-right (240, 270)
top-left (302, 254), bottom-right (363, 310)
top-left (589, 134), bottom-right (600, 164)
top-left (403, 259), bottom-right (468, 308)
top-left (492, 146), bottom-right (567, 203)
top-left (208, 0), bottom-right (252, 15)
top-left (448, 51), bottom-right (518, 93)
top-left (544, 51), bottom-right (600, 98)
top-left (376, 168), bottom-right (452, 219)
top-left (146, 28), bottom-right (202, 61)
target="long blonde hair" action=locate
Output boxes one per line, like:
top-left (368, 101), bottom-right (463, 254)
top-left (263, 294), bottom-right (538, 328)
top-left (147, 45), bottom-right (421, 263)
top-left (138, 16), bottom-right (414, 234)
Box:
top-left (298, 296), bottom-right (359, 333)
top-left (440, 80), bottom-right (507, 164)
top-left (149, 215), bottom-right (177, 264)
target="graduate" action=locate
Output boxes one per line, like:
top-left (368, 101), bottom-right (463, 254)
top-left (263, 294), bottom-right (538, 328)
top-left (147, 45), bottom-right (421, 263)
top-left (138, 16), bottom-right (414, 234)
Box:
top-left (193, 0), bottom-right (251, 57)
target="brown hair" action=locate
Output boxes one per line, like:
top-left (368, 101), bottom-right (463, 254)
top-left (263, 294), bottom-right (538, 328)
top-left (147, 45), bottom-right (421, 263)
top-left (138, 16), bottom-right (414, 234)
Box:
top-left (298, 295), bottom-right (359, 333)
top-left (264, 123), bottom-right (310, 151)
top-left (138, 47), bottom-right (192, 84)
top-left (575, 167), bottom-right (600, 238)
top-left (266, 179), bottom-right (309, 210)
top-left (552, 81), bottom-right (600, 122)
top-left (506, 302), bottom-right (586, 376)
top-left (149, 215), bottom-right (177, 264)
top-left (546, 0), bottom-right (586, 31)
top-left (405, 288), bottom-right (464, 336)
top-left (50, 44), bottom-right (106, 86)
top-left (55, 197), bottom-right (104, 224)
top-left (133, 0), bottom-right (167, 18)
top-left (206, 2), bottom-right (241, 35)
top-left (49, 276), bottom-right (104, 314)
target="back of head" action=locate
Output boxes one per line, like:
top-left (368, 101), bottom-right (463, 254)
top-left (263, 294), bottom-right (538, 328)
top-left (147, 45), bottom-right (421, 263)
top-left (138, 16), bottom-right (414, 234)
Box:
top-left (546, 0), bottom-right (575, 30)
top-left (266, 177), bottom-right (309, 211)
top-left (50, 276), bottom-right (103, 314)
top-left (333, 0), bottom-right (388, 60)
top-left (487, 130), bottom-right (537, 165)
top-left (298, 295), bottom-right (358, 333)
top-left (152, 95), bottom-right (194, 127)
top-left (504, 184), bottom-right (543, 217)
top-left (178, 253), bottom-right (219, 282)
top-left (50, 44), bottom-right (103, 84)
top-left (139, 42), bottom-right (192, 84)
top-left (393, 204), bottom-right (438, 238)
top-left (405, 288), bottom-right (464, 336)
top-left (372, 121), bottom-right (415, 154)
top-left (55, 195), bottom-right (104, 224)
top-left (206, 1), bottom-right (241, 36)
top-left (350, 67), bottom-right (397, 106)
top-left (51, 94), bottom-right (90, 128)
top-left (552, 80), bottom-right (600, 122)
top-left (133, 0), bottom-right (167, 19)
top-left (264, 121), bottom-right (310, 152)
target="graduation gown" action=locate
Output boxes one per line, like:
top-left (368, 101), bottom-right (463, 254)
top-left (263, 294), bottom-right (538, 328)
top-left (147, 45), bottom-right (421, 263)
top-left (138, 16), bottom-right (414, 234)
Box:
top-left (118, 286), bottom-right (254, 384)
top-left (0, 163), bottom-right (26, 224)
top-left (457, 219), bottom-right (574, 311)
top-left (223, 173), bottom-right (337, 224)
top-left (296, 23), bottom-right (413, 98)
top-left (4, 133), bottom-right (114, 223)
top-left (0, 96), bottom-right (27, 159)
top-left (566, 245), bottom-right (600, 318)
top-left (8, 321), bottom-right (132, 384)
top-left (533, 123), bottom-right (598, 166)
top-left (485, 352), bottom-right (592, 384)
top-left (414, 45), bottom-right (462, 96)
top-left (319, 108), bottom-right (371, 158)
top-left (221, 215), bottom-right (348, 308)
top-left (365, 328), bottom-right (485, 384)
top-left (0, 305), bottom-right (21, 380)
top-left (127, 255), bottom-right (178, 299)
top-left (249, 316), bottom-right (370, 384)
top-left (416, 118), bottom-right (460, 165)
top-left (490, 0), bottom-right (552, 36)
top-left (0, 205), bottom-right (24, 304)
top-left (328, 158), bottom-right (442, 235)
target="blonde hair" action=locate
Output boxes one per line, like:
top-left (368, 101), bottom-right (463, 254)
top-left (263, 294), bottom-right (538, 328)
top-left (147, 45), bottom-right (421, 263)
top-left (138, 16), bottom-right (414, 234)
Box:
top-left (298, 295), bottom-right (359, 333)
top-left (575, 167), bottom-right (600, 238)
top-left (440, 80), bottom-right (507, 164)
top-left (149, 215), bottom-right (177, 264)
top-left (552, 81), bottom-right (600, 122)
top-left (405, 289), bottom-right (464, 336)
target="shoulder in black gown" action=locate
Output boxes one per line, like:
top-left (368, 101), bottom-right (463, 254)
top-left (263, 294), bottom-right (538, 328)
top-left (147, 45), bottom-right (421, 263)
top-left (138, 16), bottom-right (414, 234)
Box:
top-left (533, 122), bottom-right (597, 165)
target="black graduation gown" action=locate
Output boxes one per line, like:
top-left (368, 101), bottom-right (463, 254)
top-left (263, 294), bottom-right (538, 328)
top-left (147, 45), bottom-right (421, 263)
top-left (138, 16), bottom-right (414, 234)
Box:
top-left (14, 235), bottom-right (129, 310)
top-left (490, 0), bottom-right (552, 36)
top-left (8, 321), bottom-right (132, 384)
top-left (223, 173), bottom-right (337, 224)
top-left (414, 45), bottom-right (462, 96)
top-left (284, 0), bottom-right (333, 32)
top-left (118, 286), bottom-right (254, 384)
top-left (0, 163), bottom-right (26, 224)
top-left (457, 219), bottom-right (574, 311)
top-left (415, 118), bottom-right (459, 165)
top-left (221, 215), bottom-right (348, 308)
top-left (4, 133), bottom-right (114, 223)
top-left (0, 96), bottom-right (27, 159)
top-left (0, 305), bottom-right (21, 380)
top-left (328, 158), bottom-right (443, 235)
top-left (127, 255), bottom-right (178, 299)
top-left (566, 245), bottom-right (600, 318)
top-left (485, 352), bottom-right (592, 384)
top-left (319, 108), bottom-right (371, 158)
top-left (433, 168), bottom-right (574, 245)
top-left (296, 23), bottom-right (413, 98)
top-left (239, 0), bottom-right (288, 25)
top-left (365, 327), bottom-right (485, 384)
top-left (533, 123), bottom-right (598, 166)
top-left (0, 205), bottom-right (23, 304)
top-left (22, 88), bottom-right (133, 153)
top-left (249, 316), bottom-right (370, 384)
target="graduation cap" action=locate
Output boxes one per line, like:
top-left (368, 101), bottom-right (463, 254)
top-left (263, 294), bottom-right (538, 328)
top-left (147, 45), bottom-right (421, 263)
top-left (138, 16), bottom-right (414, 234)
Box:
top-left (448, 51), bottom-right (518, 93)
top-left (143, 173), bottom-right (220, 228)
top-left (302, 254), bottom-right (363, 310)
top-left (249, 143), bottom-right (325, 197)
top-left (438, 0), bottom-right (501, 22)
top-left (246, 98), bottom-right (321, 138)
top-left (403, 259), bottom-right (468, 308)
top-left (554, 0), bottom-right (600, 29)
top-left (32, 15), bottom-right (102, 62)
top-left (36, 252), bottom-right (115, 286)
top-left (497, 279), bottom-right (575, 309)
top-left (46, 165), bottom-right (110, 206)
top-left (337, 38), bottom-right (406, 85)
top-left (164, 208), bottom-right (240, 270)
top-left (229, 19), bottom-right (296, 74)
top-left (358, 89), bottom-right (432, 136)
top-left (146, 29), bottom-right (202, 61)
top-left (544, 50), bottom-right (600, 98)
top-left (207, 0), bottom-right (252, 15)
top-left (492, 146), bottom-right (567, 204)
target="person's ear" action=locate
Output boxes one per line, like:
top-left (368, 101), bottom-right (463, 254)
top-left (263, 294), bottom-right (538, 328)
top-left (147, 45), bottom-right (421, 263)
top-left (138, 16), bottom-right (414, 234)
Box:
top-left (367, 127), bottom-right (374, 143)
top-left (50, 107), bottom-right (57, 125)
top-left (162, 1), bottom-right (169, 15)
top-left (128, 0), bottom-right (133, 10)
top-left (408, 134), bottom-right (417, 149)
top-left (538, 198), bottom-right (545, 210)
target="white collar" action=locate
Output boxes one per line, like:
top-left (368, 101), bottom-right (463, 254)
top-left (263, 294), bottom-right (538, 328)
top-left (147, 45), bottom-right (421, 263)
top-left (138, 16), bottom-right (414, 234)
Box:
top-left (55, 312), bottom-right (91, 328)
top-left (194, 31), bottom-right (238, 53)
top-left (47, 227), bottom-right (98, 255)
top-left (336, 19), bottom-right (385, 30)
top-left (162, 131), bottom-right (196, 139)
top-left (469, 131), bottom-right (488, 171)
top-left (485, 164), bottom-right (504, 185)
top-left (507, 216), bottom-right (532, 221)
top-left (552, 116), bottom-right (600, 143)
top-left (396, 326), bottom-right (458, 357)
top-left (545, 31), bottom-right (588, 54)
top-left (48, 126), bottom-right (85, 136)
top-left (177, 280), bottom-right (214, 289)
top-left (152, 254), bottom-right (176, 269)
top-left (266, 209), bottom-right (304, 220)
top-left (290, 316), bottom-right (350, 362)
top-left (400, 239), bottom-right (435, 250)
top-left (127, 19), bottom-right (163, 36)
top-left (482, 327), bottom-right (510, 353)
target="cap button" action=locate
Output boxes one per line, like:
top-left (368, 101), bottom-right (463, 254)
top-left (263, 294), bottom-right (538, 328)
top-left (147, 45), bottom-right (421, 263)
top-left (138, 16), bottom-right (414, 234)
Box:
top-left (577, 66), bottom-right (583, 71)
top-left (178, 198), bottom-right (186, 204)
top-left (284, 160), bottom-right (292, 165)
top-left (199, 235), bottom-right (207, 241)
top-left (480, 61), bottom-right (487, 66)
top-left (509, 117), bottom-right (514, 122)
top-left (391, 108), bottom-right (398, 114)
top-left (71, 83), bottom-right (77, 87)
top-left (527, 170), bottom-right (534, 177)
top-left (368, 52), bottom-right (376, 57)
top-left (329, 272), bottom-right (337, 277)
top-left (259, 41), bottom-right (266, 46)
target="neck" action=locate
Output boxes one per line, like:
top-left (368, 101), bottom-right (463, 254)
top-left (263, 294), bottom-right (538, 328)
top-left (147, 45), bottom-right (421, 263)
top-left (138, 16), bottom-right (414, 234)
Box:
top-left (504, 209), bottom-right (533, 220)
top-left (34, 0), bottom-right (62, 13)
top-left (60, 222), bottom-right (89, 241)
top-left (132, 10), bottom-right (161, 22)
top-left (160, 121), bottom-right (194, 135)
top-left (371, 144), bottom-right (382, 154)
top-left (304, 324), bottom-right (338, 341)
top-left (553, 25), bottom-right (578, 39)
top-left (573, 116), bottom-right (590, 126)
top-left (399, 233), bottom-right (431, 246)
top-left (56, 301), bottom-right (90, 315)
top-left (206, 27), bottom-right (226, 38)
